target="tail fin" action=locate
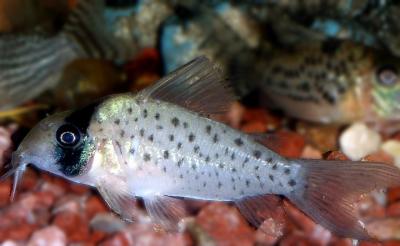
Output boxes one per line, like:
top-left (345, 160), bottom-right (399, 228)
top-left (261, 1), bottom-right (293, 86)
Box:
top-left (63, 0), bottom-right (136, 63)
top-left (288, 159), bottom-right (400, 240)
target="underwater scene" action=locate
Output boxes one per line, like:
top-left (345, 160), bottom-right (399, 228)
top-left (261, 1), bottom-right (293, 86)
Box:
top-left (3, 0), bottom-right (400, 245)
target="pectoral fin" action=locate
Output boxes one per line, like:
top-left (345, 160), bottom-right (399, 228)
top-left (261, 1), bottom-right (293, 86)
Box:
top-left (96, 177), bottom-right (141, 222)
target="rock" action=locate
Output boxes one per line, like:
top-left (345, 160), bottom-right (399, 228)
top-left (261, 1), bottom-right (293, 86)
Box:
top-left (382, 140), bottom-right (400, 168)
top-left (52, 211), bottom-right (89, 242)
top-left (296, 122), bottom-right (340, 152)
top-left (101, 223), bottom-right (192, 246)
top-left (90, 213), bottom-right (126, 233)
top-left (85, 195), bottom-right (108, 220)
top-left (301, 145), bottom-right (323, 159)
top-left (27, 225), bottom-right (67, 246)
top-left (196, 203), bottom-right (254, 246)
top-left (366, 218), bottom-right (400, 240)
top-left (339, 123), bottom-right (382, 161)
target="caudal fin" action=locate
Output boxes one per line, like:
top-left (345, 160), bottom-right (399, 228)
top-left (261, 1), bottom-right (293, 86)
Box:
top-left (288, 159), bottom-right (400, 240)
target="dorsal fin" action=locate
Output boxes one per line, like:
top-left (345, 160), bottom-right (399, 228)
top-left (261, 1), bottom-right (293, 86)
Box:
top-left (139, 56), bottom-right (237, 116)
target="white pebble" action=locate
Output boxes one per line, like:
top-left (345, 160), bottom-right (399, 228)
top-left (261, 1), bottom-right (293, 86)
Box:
top-left (382, 140), bottom-right (400, 168)
top-left (27, 226), bottom-right (67, 246)
top-left (339, 122), bottom-right (381, 160)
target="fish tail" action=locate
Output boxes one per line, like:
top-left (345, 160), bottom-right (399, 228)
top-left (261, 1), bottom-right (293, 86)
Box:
top-left (63, 0), bottom-right (135, 63)
top-left (288, 159), bottom-right (400, 239)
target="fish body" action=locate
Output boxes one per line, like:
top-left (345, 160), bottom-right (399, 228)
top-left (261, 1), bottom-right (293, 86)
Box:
top-left (255, 41), bottom-right (400, 124)
top-left (0, 0), bottom-right (136, 110)
top-left (5, 57), bottom-right (400, 240)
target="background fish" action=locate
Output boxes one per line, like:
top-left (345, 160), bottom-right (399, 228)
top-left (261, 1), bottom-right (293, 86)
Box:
top-left (246, 40), bottom-right (400, 125)
top-left (4, 57), bottom-right (400, 240)
top-left (0, 0), bottom-right (136, 110)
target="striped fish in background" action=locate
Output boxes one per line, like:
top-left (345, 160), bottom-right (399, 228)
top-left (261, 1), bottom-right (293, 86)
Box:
top-left (0, 0), bottom-right (136, 110)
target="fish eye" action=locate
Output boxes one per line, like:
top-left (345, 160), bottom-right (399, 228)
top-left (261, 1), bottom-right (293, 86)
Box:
top-left (377, 65), bottom-right (398, 86)
top-left (56, 124), bottom-right (81, 147)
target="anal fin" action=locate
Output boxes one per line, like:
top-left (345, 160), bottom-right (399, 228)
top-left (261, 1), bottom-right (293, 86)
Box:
top-left (235, 194), bottom-right (285, 229)
top-left (143, 195), bottom-right (188, 231)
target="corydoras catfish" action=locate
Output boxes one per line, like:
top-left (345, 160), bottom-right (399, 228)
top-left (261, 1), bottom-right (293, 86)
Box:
top-left (3, 57), bottom-right (400, 240)
top-left (251, 40), bottom-right (400, 126)
top-left (0, 0), bottom-right (135, 110)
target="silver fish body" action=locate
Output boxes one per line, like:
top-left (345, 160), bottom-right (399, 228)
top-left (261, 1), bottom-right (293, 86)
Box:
top-left (5, 57), bottom-right (400, 240)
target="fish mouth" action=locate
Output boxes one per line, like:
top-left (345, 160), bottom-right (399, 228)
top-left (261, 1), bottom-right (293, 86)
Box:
top-left (0, 152), bottom-right (28, 201)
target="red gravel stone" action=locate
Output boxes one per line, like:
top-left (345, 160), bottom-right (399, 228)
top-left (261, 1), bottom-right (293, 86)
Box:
top-left (196, 202), bottom-right (254, 246)
top-left (388, 188), bottom-right (400, 204)
top-left (324, 150), bottom-right (349, 161)
top-left (85, 195), bottom-right (108, 220)
top-left (28, 225), bottom-right (67, 245)
top-left (52, 211), bottom-right (90, 242)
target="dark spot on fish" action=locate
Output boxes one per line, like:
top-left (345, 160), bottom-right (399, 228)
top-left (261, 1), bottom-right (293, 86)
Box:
top-left (246, 180), bottom-right (250, 187)
top-left (213, 134), bottom-right (219, 143)
top-left (256, 175), bottom-right (260, 181)
top-left (177, 142), bottom-right (182, 149)
top-left (242, 157), bottom-right (249, 168)
top-left (272, 164), bottom-right (278, 170)
top-left (156, 125), bottom-right (163, 130)
top-left (266, 157), bottom-right (273, 163)
top-left (169, 134), bottom-right (174, 142)
top-left (195, 175), bottom-right (199, 180)
top-left (177, 159), bottom-right (183, 167)
top-left (188, 133), bottom-right (195, 142)
top-left (120, 130), bottom-right (125, 137)
top-left (114, 119), bottom-right (120, 125)
top-left (130, 135), bottom-right (134, 139)
top-left (219, 163), bottom-right (225, 169)
top-left (162, 166), bottom-right (167, 173)
top-left (231, 153), bottom-right (235, 160)
top-left (143, 153), bottom-right (151, 162)
top-left (269, 175), bottom-right (274, 181)
top-left (171, 117), bottom-right (180, 127)
top-left (164, 150), bottom-right (169, 159)
top-left (134, 118), bottom-right (138, 122)
top-left (129, 148), bottom-right (135, 155)
top-left (143, 109), bottom-right (148, 118)
top-left (193, 145), bottom-right (200, 153)
top-left (215, 153), bottom-right (219, 159)
top-left (191, 164), bottom-right (197, 170)
top-left (183, 122), bottom-right (188, 128)
top-left (233, 185), bottom-right (236, 191)
top-left (288, 179), bottom-right (296, 186)
top-left (206, 125), bottom-right (212, 134)
top-left (232, 168), bottom-right (237, 172)
top-left (140, 129), bottom-right (145, 137)
top-left (284, 168), bottom-right (290, 175)
top-left (155, 113), bottom-right (160, 120)
top-left (179, 174), bottom-right (183, 179)
top-left (224, 147), bottom-right (229, 155)
top-left (148, 134), bottom-right (154, 142)
top-left (205, 156), bottom-right (210, 162)
top-left (203, 182), bottom-right (207, 187)
top-left (255, 166), bottom-right (259, 171)
top-left (253, 150), bottom-right (261, 159)
top-left (234, 138), bottom-right (243, 146)
top-left (218, 182), bottom-right (222, 189)
top-left (99, 128), bottom-right (103, 132)
top-left (127, 108), bottom-right (132, 114)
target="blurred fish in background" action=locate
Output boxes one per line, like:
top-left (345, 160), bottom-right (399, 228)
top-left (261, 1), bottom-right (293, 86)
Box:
top-left (0, 0), bottom-right (137, 112)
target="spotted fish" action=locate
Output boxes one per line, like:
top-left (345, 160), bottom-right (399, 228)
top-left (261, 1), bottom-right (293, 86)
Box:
top-left (252, 40), bottom-right (400, 125)
top-left (3, 57), bottom-right (400, 239)
top-left (0, 0), bottom-right (135, 110)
